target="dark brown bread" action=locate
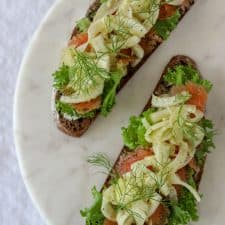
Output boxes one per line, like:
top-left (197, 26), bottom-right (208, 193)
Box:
top-left (55, 0), bottom-right (195, 137)
top-left (102, 55), bottom-right (205, 225)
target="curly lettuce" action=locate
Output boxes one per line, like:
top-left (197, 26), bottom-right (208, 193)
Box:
top-left (80, 186), bottom-right (105, 225)
top-left (52, 64), bottom-right (70, 91)
top-left (56, 101), bottom-right (96, 119)
top-left (168, 168), bottom-right (199, 225)
top-left (154, 10), bottom-right (181, 40)
top-left (195, 118), bottom-right (216, 165)
top-left (164, 65), bottom-right (213, 92)
top-left (122, 108), bottom-right (156, 149)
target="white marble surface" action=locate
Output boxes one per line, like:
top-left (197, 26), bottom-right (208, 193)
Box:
top-left (14, 0), bottom-right (225, 225)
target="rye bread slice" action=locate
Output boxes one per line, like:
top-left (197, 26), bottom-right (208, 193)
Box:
top-left (102, 55), bottom-right (206, 225)
top-left (54, 0), bottom-right (195, 137)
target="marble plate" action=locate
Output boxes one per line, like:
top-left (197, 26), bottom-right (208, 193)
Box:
top-left (14, 0), bottom-right (225, 225)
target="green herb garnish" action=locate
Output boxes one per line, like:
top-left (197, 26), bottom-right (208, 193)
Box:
top-left (86, 153), bottom-right (170, 221)
top-left (53, 48), bottom-right (110, 94)
top-left (100, 15), bottom-right (134, 57)
top-left (164, 65), bottom-right (213, 92)
top-left (80, 186), bottom-right (105, 225)
top-left (175, 105), bottom-right (200, 144)
top-left (88, 153), bottom-right (113, 174)
top-left (68, 49), bottom-right (110, 94)
top-left (111, 161), bottom-right (171, 220)
top-left (132, 0), bottom-right (161, 26)
top-left (87, 153), bottom-right (119, 184)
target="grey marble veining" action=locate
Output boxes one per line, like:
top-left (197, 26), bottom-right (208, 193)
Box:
top-left (14, 0), bottom-right (225, 225)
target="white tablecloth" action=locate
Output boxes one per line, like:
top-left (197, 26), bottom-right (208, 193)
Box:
top-left (0, 0), bottom-right (55, 224)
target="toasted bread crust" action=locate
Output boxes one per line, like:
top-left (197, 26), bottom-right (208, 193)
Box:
top-left (54, 0), bottom-right (195, 137)
top-left (102, 55), bottom-right (205, 225)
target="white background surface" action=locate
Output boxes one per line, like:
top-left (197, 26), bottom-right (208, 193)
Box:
top-left (0, 0), bottom-right (54, 224)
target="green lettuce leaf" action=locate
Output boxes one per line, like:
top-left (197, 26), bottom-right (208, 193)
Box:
top-left (52, 64), bottom-right (70, 91)
top-left (164, 65), bottom-right (213, 92)
top-left (168, 168), bottom-right (199, 225)
top-left (122, 108), bottom-right (156, 150)
top-left (56, 101), bottom-right (96, 119)
top-left (122, 116), bottom-right (148, 150)
top-left (101, 71), bottom-right (123, 116)
top-left (195, 118), bottom-right (216, 165)
top-left (168, 203), bottom-right (192, 225)
top-left (80, 186), bottom-right (105, 225)
top-left (77, 17), bottom-right (91, 32)
top-left (55, 101), bottom-right (76, 117)
top-left (154, 10), bottom-right (181, 40)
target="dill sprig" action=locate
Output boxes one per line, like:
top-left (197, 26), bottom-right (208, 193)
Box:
top-left (98, 15), bottom-right (134, 58)
top-left (96, 0), bottom-right (180, 61)
top-left (87, 153), bottom-right (113, 173)
top-left (131, 0), bottom-right (176, 26)
top-left (131, 0), bottom-right (160, 25)
top-left (113, 169), bottom-right (155, 220)
top-left (144, 0), bottom-right (161, 26)
top-left (174, 105), bottom-right (200, 144)
top-left (87, 154), bottom-right (171, 220)
top-left (68, 49), bottom-right (110, 94)
top-left (87, 153), bottom-right (119, 183)
top-left (112, 161), bottom-right (171, 219)
top-left (154, 159), bottom-right (172, 188)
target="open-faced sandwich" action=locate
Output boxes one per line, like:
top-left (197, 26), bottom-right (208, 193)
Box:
top-left (53, 0), bottom-right (195, 137)
top-left (81, 55), bottom-right (215, 225)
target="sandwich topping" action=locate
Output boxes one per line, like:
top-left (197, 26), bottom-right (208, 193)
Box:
top-left (53, 0), bottom-right (184, 120)
top-left (81, 64), bottom-right (215, 225)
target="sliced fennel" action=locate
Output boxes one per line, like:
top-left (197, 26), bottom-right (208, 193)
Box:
top-left (102, 163), bottom-right (162, 225)
top-left (168, 0), bottom-right (185, 5)
top-left (170, 174), bottom-right (201, 202)
top-left (104, 97), bottom-right (205, 224)
top-left (57, 0), bottom-right (186, 111)
top-left (60, 76), bottom-right (105, 104)
top-left (143, 104), bottom-right (204, 147)
top-left (60, 48), bottom-right (108, 104)
top-left (151, 91), bottom-right (191, 108)
top-left (80, 0), bottom-right (206, 223)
